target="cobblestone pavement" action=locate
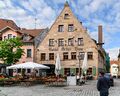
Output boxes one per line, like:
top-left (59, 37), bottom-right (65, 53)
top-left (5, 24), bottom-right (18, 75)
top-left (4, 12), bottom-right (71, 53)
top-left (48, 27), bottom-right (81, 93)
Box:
top-left (0, 79), bottom-right (120, 96)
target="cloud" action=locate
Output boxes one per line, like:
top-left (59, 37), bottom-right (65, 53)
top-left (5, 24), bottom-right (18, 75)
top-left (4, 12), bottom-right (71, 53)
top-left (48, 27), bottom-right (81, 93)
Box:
top-left (0, 0), bottom-right (57, 28)
top-left (106, 48), bottom-right (120, 60)
top-left (0, 0), bottom-right (6, 8)
top-left (0, 0), bottom-right (120, 60)
top-left (52, 0), bottom-right (65, 4)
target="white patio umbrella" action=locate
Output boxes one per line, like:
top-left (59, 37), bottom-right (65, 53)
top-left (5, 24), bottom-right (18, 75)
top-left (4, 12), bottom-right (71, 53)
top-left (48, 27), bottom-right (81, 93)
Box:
top-left (7, 62), bottom-right (50, 69)
top-left (82, 52), bottom-right (88, 75)
top-left (55, 53), bottom-right (61, 76)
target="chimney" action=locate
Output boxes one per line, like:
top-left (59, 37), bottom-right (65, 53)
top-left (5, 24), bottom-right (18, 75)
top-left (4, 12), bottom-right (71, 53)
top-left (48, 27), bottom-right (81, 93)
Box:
top-left (98, 25), bottom-right (103, 47)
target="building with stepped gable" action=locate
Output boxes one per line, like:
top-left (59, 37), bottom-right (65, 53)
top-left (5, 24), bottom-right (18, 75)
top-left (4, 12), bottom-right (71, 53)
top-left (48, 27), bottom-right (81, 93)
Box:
top-left (35, 2), bottom-right (106, 78)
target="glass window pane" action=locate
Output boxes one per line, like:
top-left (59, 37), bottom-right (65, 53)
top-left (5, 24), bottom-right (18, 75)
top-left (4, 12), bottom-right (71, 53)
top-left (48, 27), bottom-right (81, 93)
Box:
top-left (88, 52), bottom-right (93, 60)
top-left (71, 52), bottom-right (76, 60)
top-left (63, 52), bottom-right (68, 60)
top-left (58, 25), bottom-right (64, 32)
top-left (27, 49), bottom-right (31, 57)
top-left (58, 39), bottom-right (64, 46)
top-left (79, 52), bottom-right (85, 60)
top-left (68, 38), bottom-right (74, 46)
top-left (49, 53), bottom-right (54, 60)
top-left (64, 14), bottom-right (69, 19)
top-left (49, 39), bottom-right (54, 46)
top-left (8, 34), bottom-right (12, 39)
top-left (41, 53), bottom-right (46, 61)
top-left (78, 38), bottom-right (84, 46)
top-left (68, 24), bottom-right (74, 32)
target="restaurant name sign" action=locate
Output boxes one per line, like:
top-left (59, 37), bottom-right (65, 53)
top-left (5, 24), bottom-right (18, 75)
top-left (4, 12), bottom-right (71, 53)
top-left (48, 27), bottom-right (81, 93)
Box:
top-left (49, 47), bottom-right (83, 51)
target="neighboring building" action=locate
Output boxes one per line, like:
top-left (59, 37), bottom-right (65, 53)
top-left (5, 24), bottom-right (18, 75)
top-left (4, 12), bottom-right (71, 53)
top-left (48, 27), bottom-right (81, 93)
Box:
top-left (110, 50), bottom-right (120, 78)
top-left (36, 2), bottom-right (106, 78)
top-left (118, 49), bottom-right (120, 77)
top-left (0, 19), bottom-right (47, 64)
top-left (0, 19), bottom-right (20, 30)
top-left (110, 60), bottom-right (119, 77)
top-left (0, 19), bottom-right (20, 40)
top-left (111, 64), bottom-right (118, 77)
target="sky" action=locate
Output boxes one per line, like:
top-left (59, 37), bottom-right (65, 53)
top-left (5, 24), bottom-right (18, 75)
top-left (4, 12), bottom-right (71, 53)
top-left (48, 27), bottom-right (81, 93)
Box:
top-left (0, 0), bottom-right (120, 60)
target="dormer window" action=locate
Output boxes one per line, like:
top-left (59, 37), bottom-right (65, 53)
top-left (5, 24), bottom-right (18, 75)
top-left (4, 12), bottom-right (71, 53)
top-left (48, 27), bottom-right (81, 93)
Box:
top-left (64, 13), bottom-right (69, 19)
top-left (23, 34), bottom-right (30, 41)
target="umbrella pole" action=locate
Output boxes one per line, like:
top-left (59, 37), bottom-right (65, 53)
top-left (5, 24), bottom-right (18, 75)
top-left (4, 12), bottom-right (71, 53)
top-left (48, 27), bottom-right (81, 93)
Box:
top-left (57, 70), bottom-right (59, 86)
top-left (21, 68), bottom-right (22, 75)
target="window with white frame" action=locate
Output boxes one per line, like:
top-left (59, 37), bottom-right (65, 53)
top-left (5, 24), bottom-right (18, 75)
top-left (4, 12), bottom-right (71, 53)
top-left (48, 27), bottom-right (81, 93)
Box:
top-left (87, 52), bottom-right (93, 60)
top-left (79, 52), bottom-right (85, 60)
top-left (58, 38), bottom-right (64, 46)
top-left (63, 52), bottom-right (68, 60)
top-left (68, 24), bottom-right (74, 32)
top-left (78, 38), bottom-right (84, 46)
top-left (8, 34), bottom-right (12, 39)
top-left (58, 25), bottom-right (64, 32)
top-left (71, 52), bottom-right (76, 60)
top-left (49, 39), bottom-right (54, 46)
top-left (68, 38), bottom-right (74, 46)
top-left (64, 13), bottom-right (69, 19)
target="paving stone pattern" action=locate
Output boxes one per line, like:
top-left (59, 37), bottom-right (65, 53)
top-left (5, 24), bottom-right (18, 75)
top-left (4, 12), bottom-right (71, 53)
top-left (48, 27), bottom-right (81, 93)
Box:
top-left (0, 79), bottom-right (120, 96)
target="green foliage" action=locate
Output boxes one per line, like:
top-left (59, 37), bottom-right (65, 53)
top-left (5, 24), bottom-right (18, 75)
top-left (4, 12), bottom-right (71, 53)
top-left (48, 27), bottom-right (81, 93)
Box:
top-left (105, 53), bottom-right (110, 73)
top-left (0, 37), bottom-right (24, 65)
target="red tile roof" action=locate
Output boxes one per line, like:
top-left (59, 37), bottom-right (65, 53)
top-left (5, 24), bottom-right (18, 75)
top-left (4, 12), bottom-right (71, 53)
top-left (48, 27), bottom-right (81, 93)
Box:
top-left (0, 19), bottom-right (44, 41)
top-left (0, 19), bottom-right (20, 30)
top-left (20, 29), bottom-right (44, 37)
top-left (110, 60), bottom-right (119, 65)
top-left (22, 39), bottom-right (34, 43)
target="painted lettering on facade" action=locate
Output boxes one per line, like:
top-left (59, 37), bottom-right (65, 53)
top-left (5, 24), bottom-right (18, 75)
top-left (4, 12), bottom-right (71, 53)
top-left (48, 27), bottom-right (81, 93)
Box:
top-left (49, 47), bottom-right (58, 51)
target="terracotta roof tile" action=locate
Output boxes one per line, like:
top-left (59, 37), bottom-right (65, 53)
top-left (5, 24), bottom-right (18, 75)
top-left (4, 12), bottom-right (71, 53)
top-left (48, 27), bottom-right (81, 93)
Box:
top-left (110, 60), bottom-right (119, 65)
top-left (20, 29), bottom-right (44, 37)
top-left (0, 19), bottom-right (20, 30)
top-left (0, 19), bottom-right (44, 40)
top-left (22, 39), bottom-right (34, 43)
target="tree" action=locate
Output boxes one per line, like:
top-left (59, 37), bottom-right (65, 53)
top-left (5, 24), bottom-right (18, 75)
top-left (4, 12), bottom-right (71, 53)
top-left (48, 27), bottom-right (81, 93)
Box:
top-left (0, 37), bottom-right (24, 65)
top-left (105, 53), bottom-right (110, 73)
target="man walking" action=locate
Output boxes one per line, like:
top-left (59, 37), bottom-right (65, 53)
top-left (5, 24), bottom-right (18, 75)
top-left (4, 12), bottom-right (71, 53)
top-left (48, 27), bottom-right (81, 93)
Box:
top-left (97, 71), bottom-right (110, 96)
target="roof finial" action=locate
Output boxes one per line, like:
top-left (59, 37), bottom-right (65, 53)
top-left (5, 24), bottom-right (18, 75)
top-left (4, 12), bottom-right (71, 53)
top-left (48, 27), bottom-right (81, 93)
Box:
top-left (64, 0), bottom-right (69, 7)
